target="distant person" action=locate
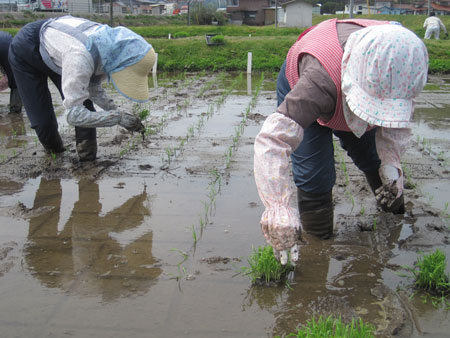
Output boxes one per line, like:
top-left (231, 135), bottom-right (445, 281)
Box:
top-left (424, 12), bottom-right (448, 40)
top-left (9, 15), bottom-right (156, 161)
top-left (0, 31), bottom-right (22, 114)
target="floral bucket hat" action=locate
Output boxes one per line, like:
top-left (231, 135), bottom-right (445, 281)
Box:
top-left (341, 24), bottom-right (428, 130)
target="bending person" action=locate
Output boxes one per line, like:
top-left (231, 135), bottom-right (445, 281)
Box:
top-left (423, 12), bottom-right (448, 40)
top-left (9, 15), bottom-right (156, 161)
top-left (0, 31), bottom-right (22, 114)
top-left (254, 19), bottom-right (428, 264)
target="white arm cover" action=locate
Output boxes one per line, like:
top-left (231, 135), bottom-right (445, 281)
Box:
top-left (66, 105), bottom-right (121, 128)
top-left (88, 81), bottom-right (117, 111)
top-left (375, 127), bottom-right (411, 197)
top-left (254, 113), bottom-right (304, 250)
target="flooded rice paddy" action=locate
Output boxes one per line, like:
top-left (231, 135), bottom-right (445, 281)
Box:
top-left (0, 72), bottom-right (449, 338)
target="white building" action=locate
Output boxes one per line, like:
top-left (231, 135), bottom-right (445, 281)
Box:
top-left (281, 0), bottom-right (312, 28)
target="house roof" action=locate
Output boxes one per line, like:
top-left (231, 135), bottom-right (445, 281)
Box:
top-left (281, 0), bottom-right (314, 7)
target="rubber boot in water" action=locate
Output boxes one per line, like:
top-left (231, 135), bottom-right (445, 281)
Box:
top-left (75, 127), bottom-right (97, 162)
top-left (364, 170), bottom-right (405, 214)
top-left (9, 88), bottom-right (22, 114)
top-left (297, 188), bottom-right (334, 239)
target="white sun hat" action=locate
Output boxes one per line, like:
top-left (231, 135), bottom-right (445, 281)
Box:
top-left (341, 24), bottom-right (428, 134)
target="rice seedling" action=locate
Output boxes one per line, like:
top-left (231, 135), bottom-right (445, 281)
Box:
top-left (242, 245), bottom-right (295, 285)
top-left (191, 225), bottom-right (198, 248)
top-left (409, 249), bottom-right (450, 295)
top-left (345, 191), bottom-right (355, 213)
top-left (359, 205), bottom-right (365, 216)
top-left (276, 315), bottom-right (375, 338)
top-left (402, 163), bottom-right (416, 189)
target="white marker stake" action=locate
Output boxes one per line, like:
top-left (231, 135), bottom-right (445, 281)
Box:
top-left (247, 52), bottom-right (252, 74)
top-left (168, 33), bottom-right (171, 39)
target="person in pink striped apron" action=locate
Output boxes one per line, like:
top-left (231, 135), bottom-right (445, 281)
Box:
top-left (254, 19), bottom-right (428, 265)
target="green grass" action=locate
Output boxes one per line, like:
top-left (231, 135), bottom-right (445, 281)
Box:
top-left (411, 249), bottom-right (450, 295)
top-left (1, 13), bottom-right (449, 72)
top-left (242, 245), bottom-right (294, 285)
top-left (275, 315), bottom-right (375, 338)
top-left (151, 36), bottom-right (294, 72)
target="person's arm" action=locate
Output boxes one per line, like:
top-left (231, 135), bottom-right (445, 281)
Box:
top-left (254, 55), bottom-right (336, 263)
top-left (375, 127), bottom-right (411, 206)
top-left (423, 18), bottom-right (428, 29)
top-left (88, 77), bottom-right (117, 111)
top-left (61, 51), bottom-right (142, 131)
top-left (277, 55), bottom-right (336, 127)
top-left (254, 113), bottom-right (303, 261)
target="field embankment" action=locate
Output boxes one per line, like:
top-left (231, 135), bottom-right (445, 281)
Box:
top-left (1, 12), bottom-right (449, 73)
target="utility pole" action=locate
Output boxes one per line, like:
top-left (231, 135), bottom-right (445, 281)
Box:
top-left (188, 0), bottom-right (191, 25)
top-left (110, 0), bottom-right (113, 26)
top-left (349, 0), bottom-right (354, 18)
top-left (428, 0), bottom-right (431, 15)
top-left (275, 0), bottom-right (278, 28)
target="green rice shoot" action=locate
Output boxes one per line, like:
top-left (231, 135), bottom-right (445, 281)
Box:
top-left (277, 315), bottom-right (375, 338)
top-left (242, 245), bottom-right (294, 284)
top-left (412, 249), bottom-right (450, 295)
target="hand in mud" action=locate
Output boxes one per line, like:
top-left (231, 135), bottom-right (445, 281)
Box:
top-left (375, 180), bottom-right (399, 207)
top-left (375, 182), bottom-right (405, 214)
top-left (261, 215), bottom-right (301, 265)
top-left (376, 164), bottom-right (404, 213)
top-left (119, 112), bottom-right (145, 133)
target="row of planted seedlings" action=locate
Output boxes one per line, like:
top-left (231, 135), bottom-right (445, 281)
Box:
top-left (409, 135), bottom-right (450, 225)
top-left (0, 121), bottom-right (40, 164)
top-left (415, 135), bottom-right (449, 167)
top-left (171, 73), bottom-right (266, 282)
top-left (154, 72), bottom-right (243, 169)
top-left (166, 73), bottom-right (250, 280)
top-left (117, 72), bottom-right (228, 159)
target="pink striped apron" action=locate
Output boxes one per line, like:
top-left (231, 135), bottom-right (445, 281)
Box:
top-left (285, 19), bottom-right (389, 132)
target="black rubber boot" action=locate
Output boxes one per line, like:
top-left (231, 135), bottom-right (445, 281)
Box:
top-left (297, 188), bottom-right (334, 239)
top-left (364, 170), bottom-right (405, 214)
top-left (36, 126), bottom-right (65, 154)
top-left (75, 127), bottom-right (97, 162)
top-left (9, 88), bottom-right (22, 114)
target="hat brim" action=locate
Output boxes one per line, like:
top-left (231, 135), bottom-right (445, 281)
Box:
top-left (343, 73), bottom-right (412, 129)
top-left (111, 49), bottom-right (156, 103)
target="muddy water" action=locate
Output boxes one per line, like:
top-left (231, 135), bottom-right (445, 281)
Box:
top-left (0, 73), bottom-right (449, 338)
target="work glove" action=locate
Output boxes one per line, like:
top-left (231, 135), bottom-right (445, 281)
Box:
top-left (375, 164), bottom-right (405, 214)
top-left (260, 206), bottom-right (301, 265)
top-left (119, 112), bottom-right (145, 133)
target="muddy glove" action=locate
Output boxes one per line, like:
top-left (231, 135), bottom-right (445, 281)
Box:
top-left (274, 245), bottom-right (300, 266)
top-left (67, 106), bottom-right (143, 133)
top-left (119, 112), bottom-right (145, 133)
top-left (375, 164), bottom-right (405, 214)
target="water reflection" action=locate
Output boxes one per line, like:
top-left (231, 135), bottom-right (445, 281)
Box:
top-left (0, 111), bottom-right (27, 149)
top-left (25, 178), bottom-right (161, 302)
